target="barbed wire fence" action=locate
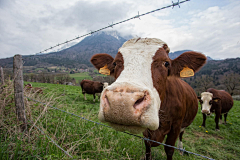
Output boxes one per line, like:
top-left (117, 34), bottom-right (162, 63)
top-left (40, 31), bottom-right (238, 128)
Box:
top-left (35, 0), bottom-right (190, 55)
top-left (28, 119), bottom-right (74, 159)
top-left (25, 96), bottom-right (214, 160)
top-left (7, 0), bottom-right (215, 159)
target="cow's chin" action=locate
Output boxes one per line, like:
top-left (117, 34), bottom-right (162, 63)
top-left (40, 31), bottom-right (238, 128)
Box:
top-left (108, 122), bottom-right (147, 134)
top-left (98, 110), bottom-right (159, 134)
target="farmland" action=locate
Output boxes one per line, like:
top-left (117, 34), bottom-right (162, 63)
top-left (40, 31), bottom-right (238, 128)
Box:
top-left (69, 72), bottom-right (92, 84)
top-left (1, 82), bottom-right (240, 159)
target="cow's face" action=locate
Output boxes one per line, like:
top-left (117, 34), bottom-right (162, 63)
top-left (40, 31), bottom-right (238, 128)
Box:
top-left (91, 38), bottom-right (206, 134)
top-left (198, 92), bottom-right (220, 114)
top-left (103, 82), bottom-right (109, 89)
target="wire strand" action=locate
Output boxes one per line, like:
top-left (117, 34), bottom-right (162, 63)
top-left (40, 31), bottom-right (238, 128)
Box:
top-left (28, 120), bottom-right (73, 158)
top-left (25, 96), bottom-right (214, 160)
top-left (35, 0), bottom-right (190, 55)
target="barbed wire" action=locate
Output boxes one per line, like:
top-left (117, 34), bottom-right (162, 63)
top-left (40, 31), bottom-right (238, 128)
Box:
top-left (25, 96), bottom-right (214, 160)
top-left (28, 119), bottom-right (73, 159)
top-left (36, 0), bottom-right (190, 55)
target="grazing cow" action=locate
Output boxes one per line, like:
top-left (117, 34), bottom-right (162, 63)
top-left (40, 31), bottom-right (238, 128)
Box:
top-left (80, 79), bottom-right (108, 102)
top-left (24, 83), bottom-right (43, 94)
top-left (90, 38), bottom-right (206, 160)
top-left (198, 88), bottom-right (233, 131)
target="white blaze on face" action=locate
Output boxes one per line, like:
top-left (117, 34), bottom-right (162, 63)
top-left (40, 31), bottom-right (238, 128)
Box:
top-left (99, 38), bottom-right (168, 132)
top-left (103, 82), bottom-right (108, 89)
top-left (201, 92), bottom-right (213, 114)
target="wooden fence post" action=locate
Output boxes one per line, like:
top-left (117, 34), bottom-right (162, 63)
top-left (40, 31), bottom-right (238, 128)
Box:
top-left (0, 67), bottom-right (4, 86)
top-left (13, 55), bottom-right (27, 132)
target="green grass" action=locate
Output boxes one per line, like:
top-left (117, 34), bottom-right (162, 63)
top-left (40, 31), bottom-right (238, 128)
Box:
top-left (69, 72), bottom-right (92, 84)
top-left (1, 82), bottom-right (240, 159)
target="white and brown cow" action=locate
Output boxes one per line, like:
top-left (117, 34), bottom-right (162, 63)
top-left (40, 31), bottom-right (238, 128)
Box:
top-left (24, 83), bottom-right (43, 94)
top-left (80, 79), bottom-right (108, 102)
top-left (91, 38), bottom-right (206, 160)
top-left (198, 88), bottom-right (233, 131)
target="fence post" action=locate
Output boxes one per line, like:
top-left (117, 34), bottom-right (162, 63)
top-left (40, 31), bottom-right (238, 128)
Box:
top-left (13, 55), bottom-right (27, 132)
top-left (0, 67), bottom-right (4, 86)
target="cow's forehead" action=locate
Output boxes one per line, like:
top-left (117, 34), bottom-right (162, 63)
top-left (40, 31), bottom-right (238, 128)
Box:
top-left (118, 38), bottom-right (168, 59)
top-left (121, 38), bottom-right (167, 48)
top-left (201, 92), bottom-right (213, 100)
top-left (114, 38), bottom-right (169, 88)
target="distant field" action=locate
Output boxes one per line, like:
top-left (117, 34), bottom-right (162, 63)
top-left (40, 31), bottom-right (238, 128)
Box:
top-left (1, 82), bottom-right (240, 159)
top-left (48, 66), bottom-right (58, 69)
top-left (35, 68), bottom-right (45, 71)
top-left (69, 72), bottom-right (92, 84)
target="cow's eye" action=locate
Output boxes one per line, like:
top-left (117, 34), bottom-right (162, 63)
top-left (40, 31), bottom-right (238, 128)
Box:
top-left (163, 61), bottom-right (170, 67)
top-left (209, 100), bottom-right (212, 105)
top-left (113, 62), bottom-right (116, 66)
top-left (200, 100), bottom-right (203, 104)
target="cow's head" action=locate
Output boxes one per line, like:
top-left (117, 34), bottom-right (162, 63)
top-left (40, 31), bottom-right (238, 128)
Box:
top-left (91, 38), bottom-right (206, 134)
top-left (198, 92), bottom-right (220, 114)
top-left (103, 82), bottom-right (109, 89)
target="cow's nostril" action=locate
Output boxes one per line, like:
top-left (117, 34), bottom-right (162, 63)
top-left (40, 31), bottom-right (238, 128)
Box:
top-left (104, 95), bottom-right (110, 108)
top-left (133, 95), bottom-right (145, 109)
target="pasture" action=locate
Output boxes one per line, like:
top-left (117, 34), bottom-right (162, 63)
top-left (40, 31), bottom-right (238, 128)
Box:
top-left (69, 72), bottom-right (92, 84)
top-left (1, 82), bottom-right (240, 159)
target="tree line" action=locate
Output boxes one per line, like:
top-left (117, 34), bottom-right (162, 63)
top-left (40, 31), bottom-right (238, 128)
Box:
top-left (1, 67), bottom-right (240, 96)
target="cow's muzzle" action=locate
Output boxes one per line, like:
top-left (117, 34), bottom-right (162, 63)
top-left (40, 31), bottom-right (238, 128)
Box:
top-left (98, 84), bottom-right (160, 134)
top-left (102, 88), bottom-right (151, 125)
top-left (201, 110), bottom-right (210, 115)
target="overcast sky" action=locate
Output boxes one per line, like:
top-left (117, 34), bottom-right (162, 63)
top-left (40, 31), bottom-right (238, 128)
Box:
top-left (0, 0), bottom-right (239, 59)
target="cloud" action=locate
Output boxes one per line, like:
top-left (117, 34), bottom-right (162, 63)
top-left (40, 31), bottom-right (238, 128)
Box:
top-left (0, 0), bottom-right (132, 58)
top-left (182, 2), bottom-right (240, 59)
top-left (0, 0), bottom-right (239, 59)
top-left (116, 1), bottom-right (240, 59)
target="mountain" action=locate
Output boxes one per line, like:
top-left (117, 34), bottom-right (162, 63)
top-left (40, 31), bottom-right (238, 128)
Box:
top-left (169, 50), bottom-right (213, 61)
top-left (169, 50), bottom-right (191, 59)
top-left (0, 31), bottom-right (129, 68)
top-left (0, 32), bottom-right (235, 73)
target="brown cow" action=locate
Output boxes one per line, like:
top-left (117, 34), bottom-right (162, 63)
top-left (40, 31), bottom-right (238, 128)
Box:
top-left (80, 80), bottom-right (108, 102)
top-left (90, 38), bottom-right (206, 160)
top-left (198, 88), bottom-right (233, 131)
top-left (24, 83), bottom-right (43, 94)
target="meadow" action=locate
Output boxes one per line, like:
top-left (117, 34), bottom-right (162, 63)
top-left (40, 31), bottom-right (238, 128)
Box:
top-left (0, 82), bottom-right (239, 159)
top-left (69, 72), bottom-right (92, 84)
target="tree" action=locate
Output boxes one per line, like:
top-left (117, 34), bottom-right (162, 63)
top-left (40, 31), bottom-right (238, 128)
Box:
top-left (222, 73), bottom-right (240, 96)
top-left (195, 75), bottom-right (214, 91)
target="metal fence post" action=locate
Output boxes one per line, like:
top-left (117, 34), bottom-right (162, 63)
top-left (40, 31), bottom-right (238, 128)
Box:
top-left (13, 55), bottom-right (27, 132)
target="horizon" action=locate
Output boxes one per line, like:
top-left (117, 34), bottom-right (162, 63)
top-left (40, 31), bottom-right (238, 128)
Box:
top-left (0, 31), bottom-right (238, 61)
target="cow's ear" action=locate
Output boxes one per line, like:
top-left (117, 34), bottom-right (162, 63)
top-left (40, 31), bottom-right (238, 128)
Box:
top-left (212, 97), bottom-right (220, 102)
top-left (90, 53), bottom-right (115, 75)
top-left (170, 51), bottom-right (206, 77)
top-left (197, 96), bottom-right (201, 101)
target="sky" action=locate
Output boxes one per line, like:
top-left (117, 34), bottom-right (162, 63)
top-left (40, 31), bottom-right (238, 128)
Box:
top-left (0, 0), bottom-right (239, 60)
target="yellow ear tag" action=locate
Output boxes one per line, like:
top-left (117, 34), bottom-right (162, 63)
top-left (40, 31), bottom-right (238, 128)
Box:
top-left (180, 67), bottom-right (194, 78)
top-left (99, 64), bottom-right (110, 75)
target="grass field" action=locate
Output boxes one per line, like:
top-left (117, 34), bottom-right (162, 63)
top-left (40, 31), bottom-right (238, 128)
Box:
top-left (69, 72), bottom-right (92, 84)
top-left (1, 82), bottom-right (240, 159)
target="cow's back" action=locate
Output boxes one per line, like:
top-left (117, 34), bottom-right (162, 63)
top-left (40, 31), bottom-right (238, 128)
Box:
top-left (207, 88), bottom-right (233, 113)
top-left (80, 80), bottom-right (103, 94)
top-left (162, 77), bottom-right (198, 129)
top-left (81, 80), bottom-right (94, 94)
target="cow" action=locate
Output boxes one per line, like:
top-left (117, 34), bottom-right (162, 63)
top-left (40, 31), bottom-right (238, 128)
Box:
top-left (198, 88), bottom-right (233, 131)
top-left (90, 38), bottom-right (206, 160)
top-left (80, 79), bottom-right (108, 102)
top-left (24, 83), bottom-right (43, 94)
